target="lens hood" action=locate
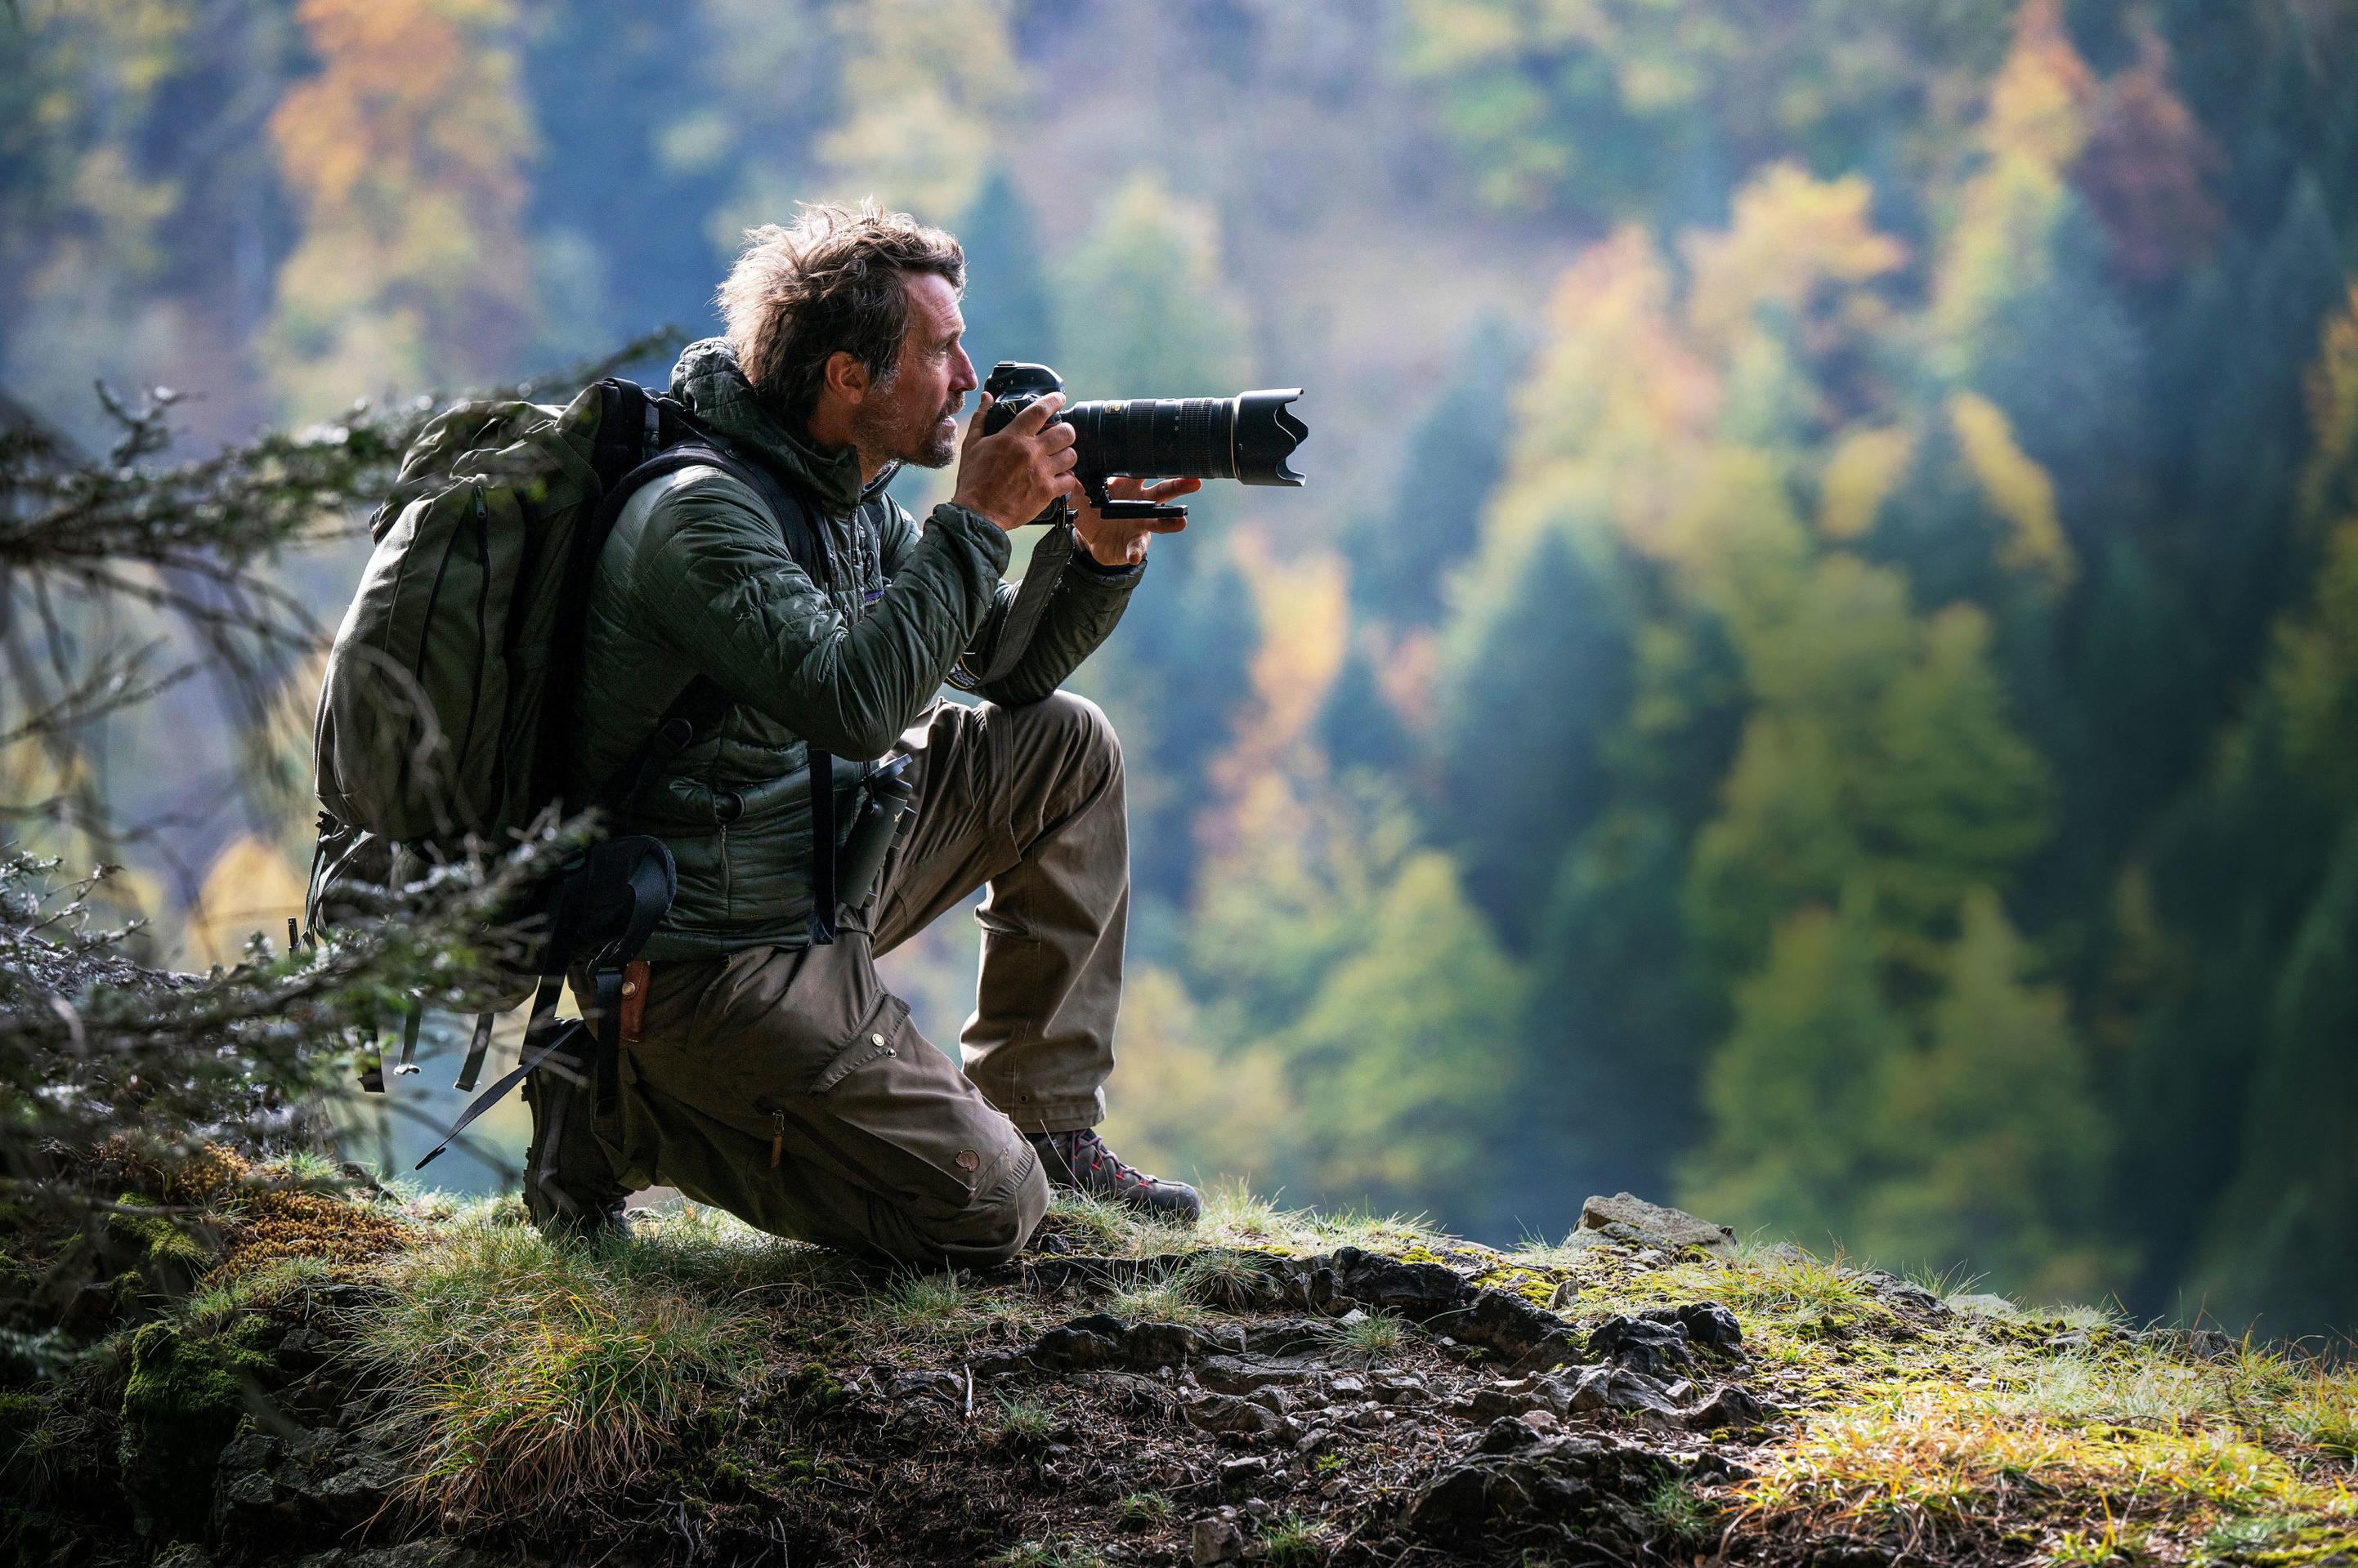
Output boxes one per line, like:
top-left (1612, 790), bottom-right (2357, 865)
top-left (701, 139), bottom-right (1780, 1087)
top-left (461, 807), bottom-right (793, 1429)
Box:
top-left (1233, 391), bottom-right (1307, 486)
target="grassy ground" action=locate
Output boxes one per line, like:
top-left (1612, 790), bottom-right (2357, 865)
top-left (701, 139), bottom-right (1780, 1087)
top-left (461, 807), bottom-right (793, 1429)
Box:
top-left (4, 1159), bottom-right (2353, 1566)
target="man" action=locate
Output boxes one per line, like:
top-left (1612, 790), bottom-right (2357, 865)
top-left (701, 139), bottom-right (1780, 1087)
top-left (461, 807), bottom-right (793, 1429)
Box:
top-left (540, 202), bottom-right (1200, 1266)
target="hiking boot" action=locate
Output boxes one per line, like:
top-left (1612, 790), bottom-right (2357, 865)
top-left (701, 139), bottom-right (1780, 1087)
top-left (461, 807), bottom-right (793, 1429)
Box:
top-left (1027, 1128), bottom-right (1201, 1225)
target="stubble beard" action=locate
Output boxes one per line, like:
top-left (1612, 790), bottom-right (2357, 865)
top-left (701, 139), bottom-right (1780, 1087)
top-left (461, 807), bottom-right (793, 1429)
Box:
top-left (852, 383), bottom-right (962, 471)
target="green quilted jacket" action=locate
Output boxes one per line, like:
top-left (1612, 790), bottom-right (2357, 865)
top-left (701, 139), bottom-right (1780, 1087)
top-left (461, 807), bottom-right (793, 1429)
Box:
top-left (566, 338), bottom-right (1141, 959)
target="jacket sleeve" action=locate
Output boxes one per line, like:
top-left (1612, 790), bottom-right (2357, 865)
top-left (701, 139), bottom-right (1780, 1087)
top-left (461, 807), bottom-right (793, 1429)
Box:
top-left (633, 473), bottom-right (1012, 758)
top-left (879, 495), bottom-right (1143, 707)
top-left (964, 545), bottom-right (1145, 706)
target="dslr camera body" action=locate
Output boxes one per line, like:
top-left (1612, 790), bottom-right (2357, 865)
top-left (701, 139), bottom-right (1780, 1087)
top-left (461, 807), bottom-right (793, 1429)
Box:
top-left (979, 361), bottom-right (1307, 525)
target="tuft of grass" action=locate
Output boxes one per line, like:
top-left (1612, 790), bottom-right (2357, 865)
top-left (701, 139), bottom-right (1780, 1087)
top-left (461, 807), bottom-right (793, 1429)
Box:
top-left (1320, 1307), bottom-right (1412, 1364)
top-left (1198, 1177), bottom-right (1291, 1249)
top-left (992, 1395), bottom-right (1055, 1445)
top-left (1260, 1511), bottom-right (1325, 1566)
top-left (1043, 1190), bottom-right (1134, 1253)
top-left (875, 1270), bottom-right (973, 1338)
top-left (1110, 1271), bottom-right (1213, 1327)
top-left (1642, 1477), bottom-right (1717, 1545)
top-left (1112, 1490), bottom-right (1175, 1528)
top-left (348, 1200), bottom-right (763, 1526)
top-left (990, 1537), bottom-right (1110, 1568)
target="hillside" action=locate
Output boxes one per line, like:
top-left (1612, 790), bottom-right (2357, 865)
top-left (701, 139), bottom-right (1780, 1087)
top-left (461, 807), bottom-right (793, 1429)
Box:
top-left (4, 1157), bottom-right (2352, 1567)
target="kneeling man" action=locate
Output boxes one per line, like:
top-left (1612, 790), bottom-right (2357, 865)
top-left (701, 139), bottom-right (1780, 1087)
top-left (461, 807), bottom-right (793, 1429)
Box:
top-left (541, 203), bottom-right (1201, 1263)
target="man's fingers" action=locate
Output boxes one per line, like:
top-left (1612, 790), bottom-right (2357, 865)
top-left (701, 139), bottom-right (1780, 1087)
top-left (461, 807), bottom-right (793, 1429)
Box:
top-left (1038, 421), bottom-right (1079, 453)
top-left (1045, 444), bottom-right (1079, 476)
top-left (1147, 516), bottom-right (1188, 534)
top-left (962, 393), bottom-right (994, 453)
top-left (1147, 477), bottom-right (1202, 502)
top-left (1009, 391), bottom-right (1066, 436)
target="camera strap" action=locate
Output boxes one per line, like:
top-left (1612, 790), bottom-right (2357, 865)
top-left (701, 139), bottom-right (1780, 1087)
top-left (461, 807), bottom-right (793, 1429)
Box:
top-left (969, 520), bottom-right (1079, 689)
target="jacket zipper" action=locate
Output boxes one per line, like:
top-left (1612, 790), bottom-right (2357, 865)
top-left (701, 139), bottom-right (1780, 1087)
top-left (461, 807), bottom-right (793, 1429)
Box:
top-left (768, 1106), bottom-right (785, 1169)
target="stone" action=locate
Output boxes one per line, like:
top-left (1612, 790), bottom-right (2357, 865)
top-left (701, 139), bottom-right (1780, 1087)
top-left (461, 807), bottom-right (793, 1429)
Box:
top-left (1587, 1315), bottom-right (1696, 1378)
top-left (1949, 1293), bottom-right (2019, 1320)
top-left (1404, 1418), bottom-right (1668, 1535)
top-left (884, 1369), bottom-right (967, 1404)
top-left (1242, 1318), bottom-right (1330, 1355)
top-left (1219, 1457), bottom-right (1268, 1492)
top-left (1192, 1517), bottom-right (1246, 1565)
top-left (1640, 1302), bottom-right (1743, 1353)
top-left (1196, 1353), bottom-right (1322, 1396)
top-left (1854, 1271), bottom-right (1950, 1316)
top-left (1577, 1194), bottom-right (1736, 1254)
top-left (1685, 1384), bottom-right (1769, 1432)
top-left (1689, 1451), bottom-right (1756, 1485)
top-left (1336, 1307), bottom-right (1368, 1327)
top-left (1456, 1287), bottom-right (1582, 1371)
top-left (1602, 1369), bottom-right (1687, 1428)
top-left (1123, 1321), bottom-right (1213, 1370)
top-left (1327, 1374), bottom-right (1367, 1399)
top-left (1030, 1312), bottom-right (1127, 1370)
top-left (1185, 1393), bottom-right (1288, 1438)
top-left (1331, 1248), bottom-right (1470, 1320)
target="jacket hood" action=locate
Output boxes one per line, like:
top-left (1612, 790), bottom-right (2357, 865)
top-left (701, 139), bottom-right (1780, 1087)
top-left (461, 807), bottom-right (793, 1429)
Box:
top-left (668, 337), bottom-right (896, 514)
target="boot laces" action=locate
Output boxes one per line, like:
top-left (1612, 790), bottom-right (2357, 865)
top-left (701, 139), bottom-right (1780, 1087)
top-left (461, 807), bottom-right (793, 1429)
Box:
top-left (1054, 1128), bottom-right (1152, 1191)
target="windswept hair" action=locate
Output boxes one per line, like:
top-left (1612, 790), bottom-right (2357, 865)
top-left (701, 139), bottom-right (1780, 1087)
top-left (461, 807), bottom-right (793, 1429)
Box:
top-left (717, 202), bottom-right (965, 425)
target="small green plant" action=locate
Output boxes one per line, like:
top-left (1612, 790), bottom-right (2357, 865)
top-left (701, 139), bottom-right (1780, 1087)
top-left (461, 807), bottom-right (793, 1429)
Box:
top-left (1174, 1249), bottom-right (1264, 1310)
top-left (993, 1395), bottom-right (1055, 1445)
top-left (1045, 1190), bottom-right (1134, 1253)
top-left (1320, 1307), bottom-right (1412, 1363)
top-left (1313, 1450), bottom-right (1349, 1476)
top-left (1110, 1274), bottom-right (1212, 1327)
top-left (1640, 1477), bottom-right (1716, 1545)
top-left (1260, 1511), bottom-right (1324, 1566)
top-left (1112, 1490), bottom-right (1175, 1528)
top-left (875, 1269), bottom-right (970, 1338)
top-left (989, 1537), bottom-right (1109, 1568)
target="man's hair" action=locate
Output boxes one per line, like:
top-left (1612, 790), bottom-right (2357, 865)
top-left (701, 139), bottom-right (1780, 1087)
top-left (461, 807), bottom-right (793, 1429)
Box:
top-left (717, 203), bottom-right (965, 425)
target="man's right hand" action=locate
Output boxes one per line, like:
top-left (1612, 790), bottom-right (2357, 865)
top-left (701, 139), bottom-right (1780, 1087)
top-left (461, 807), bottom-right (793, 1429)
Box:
top-left (951, 391), bottom-right (1086, 533)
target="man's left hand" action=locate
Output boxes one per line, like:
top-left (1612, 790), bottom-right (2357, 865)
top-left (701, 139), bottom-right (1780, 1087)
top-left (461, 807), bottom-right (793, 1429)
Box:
top-left (1072, 476), bottom-right (1201, 567)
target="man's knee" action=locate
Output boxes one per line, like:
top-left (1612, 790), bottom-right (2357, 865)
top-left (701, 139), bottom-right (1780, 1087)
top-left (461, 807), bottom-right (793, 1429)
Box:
top-left (1004, 689), bottom-right (1121, 772)
top-left (908, 1141), bottom-right (1051, 1267)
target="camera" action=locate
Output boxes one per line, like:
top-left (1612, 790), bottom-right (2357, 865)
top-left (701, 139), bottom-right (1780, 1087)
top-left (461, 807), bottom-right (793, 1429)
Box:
top-left (979, 361), bottom-right (1306, 524)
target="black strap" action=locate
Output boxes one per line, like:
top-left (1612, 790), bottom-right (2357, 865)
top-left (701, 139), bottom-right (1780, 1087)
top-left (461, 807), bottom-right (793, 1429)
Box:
top-left (962, 521), bottom-right (1080, 690)
top-left (395, 1003), bottom-right (423, 1077)
top-left (808, 746), bottom-right (837, 945)
top-left (456, 1009), bottom-right (496, 1092)
top-left (417, 1012), bottom-right (579, 1170)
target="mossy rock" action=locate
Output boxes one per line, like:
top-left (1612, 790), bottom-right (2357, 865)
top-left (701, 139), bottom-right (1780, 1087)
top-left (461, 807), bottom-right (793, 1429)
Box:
top-left (115, 1314), bottom-right (275, 1543)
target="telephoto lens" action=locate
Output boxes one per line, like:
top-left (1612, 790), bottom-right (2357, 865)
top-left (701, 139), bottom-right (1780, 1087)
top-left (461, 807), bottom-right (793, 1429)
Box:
top-left (981, 362), bottom-right (1307, 494)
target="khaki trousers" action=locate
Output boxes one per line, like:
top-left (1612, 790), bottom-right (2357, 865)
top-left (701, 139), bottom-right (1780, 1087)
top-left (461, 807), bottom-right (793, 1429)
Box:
top-left (574, 690), bottom-right (1130, 1268)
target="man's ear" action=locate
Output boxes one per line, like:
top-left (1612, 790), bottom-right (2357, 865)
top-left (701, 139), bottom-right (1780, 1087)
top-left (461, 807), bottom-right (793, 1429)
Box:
top-left (823, 350), bottom-right (871, 405)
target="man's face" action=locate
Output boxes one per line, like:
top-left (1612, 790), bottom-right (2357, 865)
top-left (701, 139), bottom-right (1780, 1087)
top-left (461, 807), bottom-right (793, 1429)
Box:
top-left (848, 271), bottom-right (976, 471)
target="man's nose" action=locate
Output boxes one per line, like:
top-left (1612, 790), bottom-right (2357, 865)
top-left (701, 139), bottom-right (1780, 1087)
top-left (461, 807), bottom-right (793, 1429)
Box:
top-left (951, 346), bottom-right (978, 396)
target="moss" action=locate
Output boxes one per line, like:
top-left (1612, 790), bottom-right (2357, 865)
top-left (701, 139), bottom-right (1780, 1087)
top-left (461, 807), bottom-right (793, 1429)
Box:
top-left (106, 1194), bottom-right (213, 1274)
top-left (114, 1313), bottom-right (275, 1542)
top-left (1472, 1264), bottom-right (1562, 1306)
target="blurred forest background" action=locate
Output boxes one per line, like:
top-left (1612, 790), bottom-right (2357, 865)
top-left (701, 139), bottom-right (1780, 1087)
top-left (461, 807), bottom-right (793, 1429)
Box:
top-left (5, 0), bottom-right (2356, 1340)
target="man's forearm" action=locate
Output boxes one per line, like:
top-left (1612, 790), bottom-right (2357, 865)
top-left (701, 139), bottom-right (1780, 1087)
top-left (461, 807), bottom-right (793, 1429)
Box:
top-left (964, 544), bottom-right (1143, 706)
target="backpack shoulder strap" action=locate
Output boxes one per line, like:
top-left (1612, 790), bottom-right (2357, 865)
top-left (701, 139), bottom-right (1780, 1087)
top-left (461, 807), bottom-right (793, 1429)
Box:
top-left (599, 440), bottom-right (834, 590)
top-left (590, 437), bottom-right (844, 947)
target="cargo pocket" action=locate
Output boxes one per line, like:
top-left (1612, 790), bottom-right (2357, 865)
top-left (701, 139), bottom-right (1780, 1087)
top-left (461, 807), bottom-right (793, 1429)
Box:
top-left (787, 989), bottom-right (1023, 1222)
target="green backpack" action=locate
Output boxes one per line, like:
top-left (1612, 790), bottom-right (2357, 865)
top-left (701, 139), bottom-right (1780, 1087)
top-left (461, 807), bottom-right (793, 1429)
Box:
top-left (308, 377), bottom-right (830, 1104)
